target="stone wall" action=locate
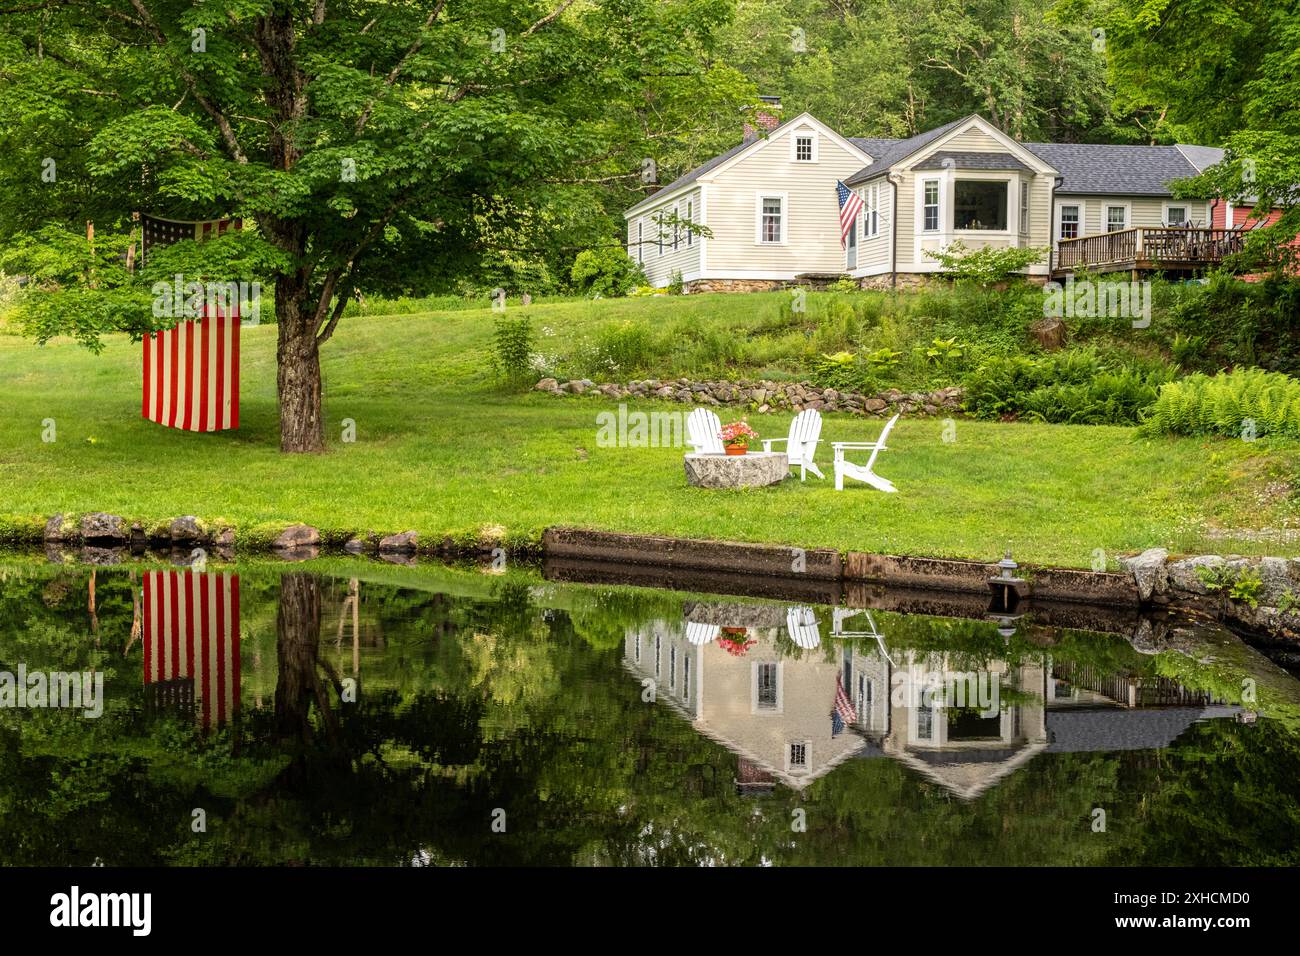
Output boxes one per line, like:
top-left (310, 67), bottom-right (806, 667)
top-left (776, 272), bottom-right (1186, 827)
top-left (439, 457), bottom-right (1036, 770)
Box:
top-left (534, 376), bottom-right (964, 417)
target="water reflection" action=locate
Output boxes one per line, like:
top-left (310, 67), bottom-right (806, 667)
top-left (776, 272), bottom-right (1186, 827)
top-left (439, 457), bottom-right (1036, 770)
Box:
top-left (142, 570), bottom-right (240, 728)
top-left (625, 604), bottom-right (1240, 799)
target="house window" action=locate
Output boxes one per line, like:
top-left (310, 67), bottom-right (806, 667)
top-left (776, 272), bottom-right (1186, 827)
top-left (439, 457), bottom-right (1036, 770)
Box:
top-left (917, 700), bottom-right (934, 741)
top-left (789, 743), bottom-right (807, 768)
top-left (922, 179), bottom-right (940, 232)
top-left (685, 201), bottom-right (693, 246)
top-left (683, 656), bottom-right (691, 699)
top-left (636, 221), bottom-right (643, 264)
top-left (657, 214), bottom-right (664, 255)
top-left (1019, 182), bottom-right (1030, 235)
top-left (669, 646), bottom-right (677, 690)
top-left (1166, 205), bottom-right (1188, 226)
top-left (1106, 205), bottom-right (1128, 232)
top-left (864, 184), bottom-right (880, 238)
top-left (1059, 204), bottom-right (1080, 240)
top-left (857, 674), bottom-right (865, 716)
top-left (758, 195), bottom-right (785, 243)
top-left (794, 135), bottom-right (814, 162)
top-left (756, 662), bottom-right (778, 709)
top-left (654, 635), bottom-right (661, 676)
top-left (954, 180), bottom-right (1008, 230)
top-left (634, 634), bottom-right (641, 663)
top-left (842, 650), bottom-right (853, 691)
top-left (672, 205), bottom-right (680, 250)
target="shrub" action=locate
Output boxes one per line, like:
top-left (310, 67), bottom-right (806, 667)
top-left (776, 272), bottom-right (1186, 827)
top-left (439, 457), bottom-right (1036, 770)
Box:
top-left (490, 315), bottom-right (535, 384)
top-left (1142, 367), bottom-right (1300, 440)
top-left (570, 247), bottom-right (645, 297)
top-left (1164, 273), bottom-right (1300, 374)
top-left (923, 240), bottom-right (1048, 284)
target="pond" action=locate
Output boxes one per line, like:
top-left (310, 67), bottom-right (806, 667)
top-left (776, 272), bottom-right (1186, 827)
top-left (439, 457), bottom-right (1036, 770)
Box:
top-left (1, 554), bottom-right (1298, 867)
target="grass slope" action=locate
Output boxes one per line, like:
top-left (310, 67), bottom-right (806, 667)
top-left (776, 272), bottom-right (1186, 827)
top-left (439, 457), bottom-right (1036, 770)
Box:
top-left (0, 294), bottom-right (1295, 567)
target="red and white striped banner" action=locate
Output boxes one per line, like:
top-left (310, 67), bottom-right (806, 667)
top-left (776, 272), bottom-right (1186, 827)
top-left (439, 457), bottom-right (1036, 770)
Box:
top-left (142, 571), bottom-right (241, 729)
top-left (142, 311), bottom-right (240, 431)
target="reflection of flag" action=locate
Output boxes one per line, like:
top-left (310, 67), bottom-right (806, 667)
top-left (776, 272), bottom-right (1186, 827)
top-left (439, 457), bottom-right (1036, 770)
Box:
top-left (143, 571), bottom-right (240, 728)
top-left (836, 180), bottom-right (863, 249)
top-left (832, 673), bottom-right (857, 738)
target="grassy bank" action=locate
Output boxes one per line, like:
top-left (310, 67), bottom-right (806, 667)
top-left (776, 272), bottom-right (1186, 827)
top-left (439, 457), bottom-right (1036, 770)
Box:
top-left (0, 294), bottom-right (1296, 567)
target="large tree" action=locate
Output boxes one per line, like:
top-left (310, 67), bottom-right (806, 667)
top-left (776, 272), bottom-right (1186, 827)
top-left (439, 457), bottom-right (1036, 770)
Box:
top-left (0, 0), bottom-right (751, 451)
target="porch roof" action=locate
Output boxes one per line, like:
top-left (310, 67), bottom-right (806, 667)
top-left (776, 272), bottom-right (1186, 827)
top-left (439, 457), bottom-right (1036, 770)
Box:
top-left (913, 150), bottom-right (1033, 172)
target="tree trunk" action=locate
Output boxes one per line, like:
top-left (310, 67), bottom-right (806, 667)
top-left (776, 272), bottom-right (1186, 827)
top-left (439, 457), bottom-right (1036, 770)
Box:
top-left (275, 572), bottom-right (322, 742)
top-left (276, 275), bottom-right (325, 453)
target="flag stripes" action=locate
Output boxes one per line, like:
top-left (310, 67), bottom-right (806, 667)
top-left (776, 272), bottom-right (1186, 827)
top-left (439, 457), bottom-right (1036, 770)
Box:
top-left (836, 180), bottom-right (864, 249)
top-left (143, 571), bottom-right (241, 728)
top-left (142, 312), bottom-right (239, 431)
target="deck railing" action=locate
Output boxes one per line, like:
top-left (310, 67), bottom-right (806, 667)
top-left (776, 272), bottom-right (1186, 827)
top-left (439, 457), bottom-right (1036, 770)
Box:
top-left (1053, 226), bottom-right (1245, 272)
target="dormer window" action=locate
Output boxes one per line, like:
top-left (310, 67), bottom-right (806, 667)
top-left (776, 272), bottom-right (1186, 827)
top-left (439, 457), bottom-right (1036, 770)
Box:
top-left (792, 132), bottom-right (817, 163)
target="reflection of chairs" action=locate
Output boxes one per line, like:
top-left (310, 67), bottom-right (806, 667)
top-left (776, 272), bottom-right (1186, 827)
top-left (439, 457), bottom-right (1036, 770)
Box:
top-left (785, 606), bottom-right (821, 649)
top-left (686, 408), bottom-right (724, 454)
top-left (685, 621), bottom-right (721, 646)
top-left (831, 608), bottom-right (894, 666)
top-left (761, 408), bottom-right (824, 480)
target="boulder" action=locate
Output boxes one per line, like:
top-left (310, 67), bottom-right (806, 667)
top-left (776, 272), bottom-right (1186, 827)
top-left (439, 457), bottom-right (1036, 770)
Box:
top-left (1118, 547), bottom-right (1168, 602)
top-left (169, 515), bottom-right (210, 544)
top-left (44, 513), bottom-right (74, 543)
top-left (273, 524), bottom-right (320, 550)
top-left (534, 377), bottom-right (560, 393)
top-left (1167, 554), bottom-right (1224, 594)
top-left (864, 398), bottom-right (887, 413)
top-left (379, 530), bottom-right (419, 553)
top-left (79, 512), bottom-right (127, 543)
top-left (1254, 556), bottom-right (1296, 606)
top-left (214, 526), bottom-right (236, 548)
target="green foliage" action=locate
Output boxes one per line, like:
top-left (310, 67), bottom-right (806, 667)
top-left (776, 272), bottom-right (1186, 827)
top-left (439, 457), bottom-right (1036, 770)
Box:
top-left (923, 241), bottom-right (1048, 284)
top-left (963, 348), bottom-right (1177, 424)
top-left (1163, 274), bottom-right (1300, 375)
top-left (1142, 368), bottom-right (1300, 440)
top-left (666, 271), bottom-right (686, 296)
top-left (491, 314), bottom-right (535, 385)
top-left (570, 248), bottom-right (645, 298)
top-left (915, 337), bottom-right (964, 366)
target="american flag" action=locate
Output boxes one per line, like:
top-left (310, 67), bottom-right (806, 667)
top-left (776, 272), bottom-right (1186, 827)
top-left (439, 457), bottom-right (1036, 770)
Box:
top-left (142, 571), bottom-right (241, 729)
top-left (831, 672), bottom-right (857, 737)
top-left (836, 180), bottom-right (863, 249)
top-left (139, 215), bottom-right (242, 431)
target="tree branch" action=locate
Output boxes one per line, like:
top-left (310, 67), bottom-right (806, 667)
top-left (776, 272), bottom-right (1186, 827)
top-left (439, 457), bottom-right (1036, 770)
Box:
top-left (355, 0), bottom-right (446, 135)
top-left (525, 0), bottom-right (575, 34)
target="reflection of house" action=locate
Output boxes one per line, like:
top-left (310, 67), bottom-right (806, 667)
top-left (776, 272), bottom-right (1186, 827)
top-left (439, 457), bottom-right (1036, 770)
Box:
top-left (624, 603), bottom-right (1240, 801)
top-left (142, 570), bottom-right (240, 728)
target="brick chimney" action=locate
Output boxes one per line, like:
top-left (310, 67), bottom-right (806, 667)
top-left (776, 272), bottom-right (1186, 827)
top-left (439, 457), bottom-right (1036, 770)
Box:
top-left (743, 95), bottom-right (783, 141)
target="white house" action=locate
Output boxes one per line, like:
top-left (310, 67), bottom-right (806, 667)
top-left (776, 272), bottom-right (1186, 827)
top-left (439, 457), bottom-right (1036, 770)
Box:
top-left (625, 100), bottom-right (1226, 291)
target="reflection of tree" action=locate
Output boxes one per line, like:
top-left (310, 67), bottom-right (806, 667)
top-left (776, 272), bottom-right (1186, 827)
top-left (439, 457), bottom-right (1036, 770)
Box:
top-left (274, 573), bottom-right (340, 745)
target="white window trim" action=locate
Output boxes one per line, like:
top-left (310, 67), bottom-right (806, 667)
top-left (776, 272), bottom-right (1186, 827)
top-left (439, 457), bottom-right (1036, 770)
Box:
top-left (785, 739), bottom-right (812, 773)
top-left (1163, 201), bottom-right (1190, 227)
top-left (669, 645), bottom-right (677, 690)
top-left (751, 660), bottom-right (784, 714)
top-left (1105, 202), bottom-right (1131, 233)
top-left (863, 183), bottom-right (881, 238)
top-left (656, 212), bottom-right (664, 256)
top-left (921, 178), bottom-right (942, 233)
top-left (682, 655), bottom-right (691, 699)
top-left (1057, 202), bottom-right (1082, 241)
top-left (754, 191), bottom-right (788, 245)
top-left (1019, 181), bottom-right (1030, 236)
top-left (636, 221), bottom-right (643, 263)
top-left (685, 200), bottom-right (693, 246)
top-left (672, 203), bottom-right (680, 251)
top-left (790, 130), bottom-right (819, 163)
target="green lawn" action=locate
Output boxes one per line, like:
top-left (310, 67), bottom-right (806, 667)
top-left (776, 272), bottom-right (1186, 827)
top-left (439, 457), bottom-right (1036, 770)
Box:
top-left (0, 296), bottom-right (1295, 568)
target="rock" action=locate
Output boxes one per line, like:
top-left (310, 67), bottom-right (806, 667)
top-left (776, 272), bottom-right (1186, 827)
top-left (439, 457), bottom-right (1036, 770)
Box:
top-left (655, 386), bottom-right (674, 398)
top-left (379, 530), bottom-right (419, 553)
top-left (684, 451), bottom-right (788, 489)
top-left (1118, 547), bottom-right (1168, 602)
top-left (1254, 556), bottom-right (1295, 606)
top-left (1167, 554), bottom-right (1224, 594)
top-left (214, 526), bottom-right (235, 548)
top-left (534, 377), bottom-right (559, 393)
top-left (343, 537), bottom-right (366, 554)
top-left (273, 524), bottom-right (320, 550)
top-left (566, 380), bottom-right (587, 394)
top-left (758, 404), bottom-right (770, 414)
top-left (169, 515), bottom-right (209, 543)
top-left (44, 513), bottom-right (74, 543)
top-left (79, 512), bottom-right (127, 543)
top-left (864, 398), bottom-right (887, 413)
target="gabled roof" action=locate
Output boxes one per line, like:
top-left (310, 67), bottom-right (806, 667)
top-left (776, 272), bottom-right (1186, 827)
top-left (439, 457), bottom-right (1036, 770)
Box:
top-left (914, 150), bottom-right (1033, 172)
top-left (626, 112), bottom-right (873, 216)
top-left (1177, 144), bottom-right (1226, 173)
top-left (1023, 142), bottom-right (1212, 196)
top-left (843, 117), bottom-right (970, 184)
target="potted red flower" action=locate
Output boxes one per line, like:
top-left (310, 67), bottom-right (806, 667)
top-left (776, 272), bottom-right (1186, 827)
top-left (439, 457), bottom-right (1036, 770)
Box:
top-left (719, 420), bottom-right (759, 456)
top-left (717, 629), bottom-right (756, 656)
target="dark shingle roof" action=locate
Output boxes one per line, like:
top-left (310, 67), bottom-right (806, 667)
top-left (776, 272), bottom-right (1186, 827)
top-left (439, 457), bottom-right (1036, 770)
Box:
top-left (844, 117), bottom-right (970, 185)
top-left (914, 150), bottom-right (1032, 172)
top-left (1024, 142), bottom-right (1205, 196)
top-left (1046, 706), bottom-right (1240, 753)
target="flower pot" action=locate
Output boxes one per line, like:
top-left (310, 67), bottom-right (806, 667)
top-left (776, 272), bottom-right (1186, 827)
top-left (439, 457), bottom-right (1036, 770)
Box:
top-left (724, 444), bottom-right (748, 456)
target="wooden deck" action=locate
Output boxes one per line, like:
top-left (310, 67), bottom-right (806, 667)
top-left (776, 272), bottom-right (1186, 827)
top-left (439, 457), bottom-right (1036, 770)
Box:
top-left (1051, 226), bottom-right (1245, 276)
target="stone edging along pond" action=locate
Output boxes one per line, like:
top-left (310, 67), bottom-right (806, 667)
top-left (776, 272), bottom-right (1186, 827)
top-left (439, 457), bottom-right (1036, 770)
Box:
top-left (17, 513), bottom-right (1300, 645)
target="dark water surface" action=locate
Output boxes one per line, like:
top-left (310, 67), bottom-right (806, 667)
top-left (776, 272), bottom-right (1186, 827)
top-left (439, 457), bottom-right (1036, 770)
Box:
top-left (1, 556), bottom-right (1298, 866)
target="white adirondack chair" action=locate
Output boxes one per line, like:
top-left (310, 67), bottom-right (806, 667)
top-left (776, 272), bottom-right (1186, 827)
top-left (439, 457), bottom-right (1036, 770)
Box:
top-left (832, 413), bottom-right (900, 493)
top-left (685, 621), bottom-right (721, 646)
top-left (761, 408), bottom-right (825, 480)
top-left (832, 608), bottom-right (894, 666)
top-left (686, 408), bottom-right (724, 454)
top-left (785, 606), bottom-right (821, 649)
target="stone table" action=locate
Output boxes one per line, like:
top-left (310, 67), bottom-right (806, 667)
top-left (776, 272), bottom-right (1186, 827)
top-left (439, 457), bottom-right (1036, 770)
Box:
top-left (684, 451), bottom-right (788, 489)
